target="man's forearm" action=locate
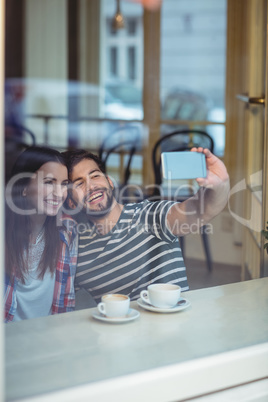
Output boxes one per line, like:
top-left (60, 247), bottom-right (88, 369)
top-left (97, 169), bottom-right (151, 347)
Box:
top-left (198, 178), bottom-right (230, 223)
top-left (168, 178), bottom-right (230, 236)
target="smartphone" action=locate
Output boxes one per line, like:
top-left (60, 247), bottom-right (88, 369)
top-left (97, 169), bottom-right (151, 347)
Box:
top-left (161, 151), bottom-right (207, 180)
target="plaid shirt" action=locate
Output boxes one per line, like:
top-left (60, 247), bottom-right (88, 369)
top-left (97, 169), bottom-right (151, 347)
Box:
top-left (4, 215), bottom-right (78, 323)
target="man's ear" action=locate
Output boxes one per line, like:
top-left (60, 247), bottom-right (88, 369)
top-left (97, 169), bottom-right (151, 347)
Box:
top-left (67, 197), bottom-right (77, 210)
top-left (107, 176), bottom-right (114, 190)
top-left (22, 188), bottom-right (27, 197)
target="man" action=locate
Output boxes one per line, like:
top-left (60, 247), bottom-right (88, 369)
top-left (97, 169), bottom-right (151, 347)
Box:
top-left (63, 148), bottom-right (229, 304)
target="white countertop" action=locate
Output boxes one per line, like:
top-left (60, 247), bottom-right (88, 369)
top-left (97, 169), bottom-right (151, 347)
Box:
top-left (5, 278), bottom-right (268, 401)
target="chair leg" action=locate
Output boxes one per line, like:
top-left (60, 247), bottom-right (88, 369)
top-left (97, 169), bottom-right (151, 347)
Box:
top-left (179, 236), bottom-right (184, 258)
top-left (201, 227), bottom-right (213, 272)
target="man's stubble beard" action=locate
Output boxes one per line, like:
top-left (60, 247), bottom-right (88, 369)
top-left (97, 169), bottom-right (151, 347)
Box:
top-left (82, 186), bottom-right (115, 219)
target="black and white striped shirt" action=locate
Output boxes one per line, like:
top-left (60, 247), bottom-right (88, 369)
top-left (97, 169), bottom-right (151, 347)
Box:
top-left (75, 200), bottom-right (189, 302)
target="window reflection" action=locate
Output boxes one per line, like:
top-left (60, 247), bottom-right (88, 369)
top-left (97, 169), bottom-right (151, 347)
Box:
top-left (4, 0), bottom-right (228, 323)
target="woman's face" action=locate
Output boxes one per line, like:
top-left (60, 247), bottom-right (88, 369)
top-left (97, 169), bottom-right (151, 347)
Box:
top-left (24, 162), bottom-right (68, 216)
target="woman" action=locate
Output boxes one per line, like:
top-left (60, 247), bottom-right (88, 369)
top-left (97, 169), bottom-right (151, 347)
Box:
top-left (4, 146), bottom-right (77, 322)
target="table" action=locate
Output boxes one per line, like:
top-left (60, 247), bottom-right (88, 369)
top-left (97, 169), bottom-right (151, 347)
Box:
top-left (5, 278), bottom-right (268, 401)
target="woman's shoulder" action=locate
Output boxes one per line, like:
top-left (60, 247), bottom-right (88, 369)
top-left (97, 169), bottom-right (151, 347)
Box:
top-left (59, 213), bottom-right (78, 244)
top-left (60, 213), bottom-right (77, 227)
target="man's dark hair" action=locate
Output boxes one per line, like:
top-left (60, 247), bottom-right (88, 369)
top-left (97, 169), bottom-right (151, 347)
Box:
top-left (62, 149), bottom-right (105, 177)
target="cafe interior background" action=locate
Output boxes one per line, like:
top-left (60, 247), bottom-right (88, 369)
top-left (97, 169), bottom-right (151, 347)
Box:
top-left (1, 0), bottom-right (268, 399)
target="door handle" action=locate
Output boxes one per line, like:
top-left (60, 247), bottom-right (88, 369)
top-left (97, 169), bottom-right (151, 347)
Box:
top-left (236, 94), bottom-right (265, 105)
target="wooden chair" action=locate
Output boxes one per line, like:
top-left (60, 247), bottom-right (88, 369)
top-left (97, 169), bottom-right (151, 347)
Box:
top-left (99, 127), bottom-right (140, 203)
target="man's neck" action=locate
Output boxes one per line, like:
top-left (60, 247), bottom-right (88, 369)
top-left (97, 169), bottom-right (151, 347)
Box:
top-left (88, 201), bottom-right (124, 235)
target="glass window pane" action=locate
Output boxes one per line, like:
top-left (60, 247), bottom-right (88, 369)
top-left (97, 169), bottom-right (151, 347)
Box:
top-left (128, 46), bottom-right (136, 80)
top-left (160, 0), bottom-right (227, 124)
top-left (103, 0), bottom-right (143, 121)
top-left (128, 18), bottom-right (137, 35)
top-left (108, 18), bottom-right (118, 35)
top-left (110, 47), bottom-right (118, 76)
top-left (206, 124), bottom-right (225, 157)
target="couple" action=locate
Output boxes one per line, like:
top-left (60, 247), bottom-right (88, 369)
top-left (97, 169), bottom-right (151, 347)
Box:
top-left (4, 145), bottom-right (230, 322)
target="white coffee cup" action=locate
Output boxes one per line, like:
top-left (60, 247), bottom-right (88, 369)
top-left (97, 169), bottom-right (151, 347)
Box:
top-left (140, 283), bottom-right (181, 308)
top-left (97, 294), bottom-right (130, 318)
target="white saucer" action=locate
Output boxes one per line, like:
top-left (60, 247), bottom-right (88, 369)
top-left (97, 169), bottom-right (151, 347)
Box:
top-left (92, 308), bottom-right (140, 323)
top-left (137, 297), bottom-right (191, 313)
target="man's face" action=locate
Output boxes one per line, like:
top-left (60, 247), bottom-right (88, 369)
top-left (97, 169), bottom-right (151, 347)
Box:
top-left (70, 159), bottom-right (114, 218)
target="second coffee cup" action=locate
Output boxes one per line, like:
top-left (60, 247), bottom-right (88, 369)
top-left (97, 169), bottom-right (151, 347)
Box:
top-left (140, 283), bottom-right (181, 308)
top-left (97, 294), bottom-right (130, 318)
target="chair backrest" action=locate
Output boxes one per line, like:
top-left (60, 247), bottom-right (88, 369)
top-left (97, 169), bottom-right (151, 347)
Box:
top-left (152, 129), bottom-right (214, 187)
top-left (100, 141), bottom-right (137, 187)
top-left (99, 124), bottom-right (140, 189)
top-left (5, 124), bottom-right (36, 147)
top-left (5, 124), bottom-right (36, 183)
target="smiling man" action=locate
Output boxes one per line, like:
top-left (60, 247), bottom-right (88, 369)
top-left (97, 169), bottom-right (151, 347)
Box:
top-left (71, 157), bottom-right (115, 218)
top-left (63, 148), bottom-right (229, 305)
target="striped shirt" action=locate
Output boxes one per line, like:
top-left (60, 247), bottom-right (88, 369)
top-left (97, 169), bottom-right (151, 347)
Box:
top-left (75, 200), bottom-right (189, 302)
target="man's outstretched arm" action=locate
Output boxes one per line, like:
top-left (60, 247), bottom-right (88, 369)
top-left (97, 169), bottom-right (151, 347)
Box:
top-left (167, 148), bottom-right (230, 236)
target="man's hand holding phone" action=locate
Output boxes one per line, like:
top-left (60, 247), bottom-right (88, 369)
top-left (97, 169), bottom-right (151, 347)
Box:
top-left (190, 147), bottom-right (229, 188)
top-left (163, 148), bottom-right (230, 236)
top-left (161, 148), bottom-right (229, 189)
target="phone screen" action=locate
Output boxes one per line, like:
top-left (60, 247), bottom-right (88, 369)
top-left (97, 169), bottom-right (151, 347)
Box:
top-left (161, 151), bottom-right (207, 179)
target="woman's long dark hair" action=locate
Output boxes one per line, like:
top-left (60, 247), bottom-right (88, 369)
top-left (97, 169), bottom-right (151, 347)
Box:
top-left (5, 146), bottom-right (67, 282)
